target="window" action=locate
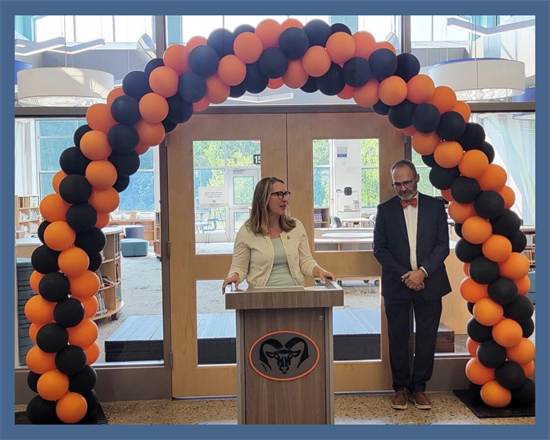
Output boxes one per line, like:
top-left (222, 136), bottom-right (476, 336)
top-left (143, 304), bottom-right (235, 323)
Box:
top-left (361, 139), bottom-right (380, 209)
top-left (313, 140), bottom-right (330, 208)
top-left (118, 149), bottom-right (155, 211)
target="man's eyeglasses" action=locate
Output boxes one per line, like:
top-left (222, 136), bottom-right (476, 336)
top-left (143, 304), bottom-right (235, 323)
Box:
top-left (271, 191), bottom-right (291, 200)
top-left (392, 180), bottom-right (415, 189)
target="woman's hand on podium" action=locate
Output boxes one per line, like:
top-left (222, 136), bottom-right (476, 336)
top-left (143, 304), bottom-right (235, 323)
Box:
top-left (313, 266), bottom-right (334, 283)
top-left (222, 273), bottom-right (240, 294)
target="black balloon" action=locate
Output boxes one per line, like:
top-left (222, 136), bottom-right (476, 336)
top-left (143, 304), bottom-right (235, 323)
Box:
top-left (467, 301), bottom-right (475, 315)
top-left (372, 99), bottom-right (390, 115)
top-left (189, 45), bottom-right (219, 78)
top-left (342, 57), bottom-right (371, 87)
top-left (75, 228), bottom-right (106, 255)
top-left (457, 123), bottom-right (486, 151)
top-left (167, 95), bottom-right (193, 124)
top-left (38, 221), bottom-right (50, 244)
top-left (27, 371), bottom-right (41, 393)
top-left (88, 252), bottom-right (103, 272)
top-left (467, 317), bottom-right (493, 342)
top-left (56, 345), bottom-right (87, 375)
top-left (108, 124), bottom-right (139, 154)
top-left (162, 117), bottom-right (178, 133)
top-left (369, 48), bottom-right (398, 81)
top-left (477, 340), bottom-right (507, 369)
top-left (455, 239), bottom-right (483, 263)
top-left (469, 257), bottom-right (500, 285)
top-left (230, 84), bottom-right (246, 98)
top-left (27, 396), bottom-right (58, 424)
top-left (520, 318), bottom-right (535, 339)
top-left (510, 230), bottom-right (527, 253)
top-left (412, 103), bottom-right (441, 133)
top-left (481, 141), bottom-right (495, 163)
top-left (450, 177), bottom-right (481, 204)
top-left (144, 58), bottom-right (164, 75)
top-left (436, 111), bottom-right (466, 141)
top-left (69, 365), bottom-right (97, 395)
top-left (317, 63), bottom-right (345, 96)
top-left (242, 62), bottom-right (269, 94)
top-left (39, 272), bottom-right (70, 302)
top-left (234, 24), bottom-right (255, 36)
top-left (60, 147), bottom-right (91, 176)
top-left (511, 379), bottom-right (535, 407)
top-left (110, 95), bottom-right (141, 126)
top-left (303, 19), bottom-right (332, 47)
top-left (122, 71), bottom-right (152, 100)
top-left (59, 175), bottom-right (92, 205)
top-left (504, 295), bottom-right (534, 323)
top-left (178, 71), bottom-right (207, 103)
top-left (331, 23), bottom-right (351, 35)
top-left (109, 151), bottom-right (140, 177)
top-left (429, 164), bottom-right (459, 190)
top-left (488, 277), bottom-right (519, 306)
top-left (394, 53), bottom-right (420, 82)
top-left (421, 154), bottom-right (436, 167)
top-left (474, 190), bottom-right (505, 220)
top-left (388, 100), bottom-right (417, 129)
top-left (496, 361), bottom-right (526, 390)
top-left (469, 381), bottom-right (483, 401)
top-left (36, 323), bottom-right (69, 353)
top-left (84, 390), bottom-right (99, 415)
top-left (454, 223), bottom-right (463, 239)
top-left (301, 76), bottom-right (319, 93)
top-left (258, 47), bottom-right (289, 79)
top-left (207, 28), bottom-right (235, 58)
top-left (279, 27), bottom-right (309, 60)
top-left (113, 175), bottom-right (130, 193)
top-left (491, 210), bottom-right (522, 238)
top-left (66, 203), bottom-right (98, 234)
top-left (31, 245), bottom-right (60, 274)
top-left (74, 124), bottom-right (92, 148)
top-left (54, 298), bottom-right (85, 328)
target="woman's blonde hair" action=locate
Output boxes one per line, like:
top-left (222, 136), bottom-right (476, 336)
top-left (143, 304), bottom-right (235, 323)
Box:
top-left (245, 177), bottom-right (296, 235)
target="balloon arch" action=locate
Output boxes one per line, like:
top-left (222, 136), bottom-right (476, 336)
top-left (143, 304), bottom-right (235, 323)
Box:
top-left (23, 18), bottom-right (535, 423)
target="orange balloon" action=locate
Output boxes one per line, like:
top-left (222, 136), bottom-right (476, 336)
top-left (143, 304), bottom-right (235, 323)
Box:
top-left (255, 19), bottom-right (283, 49)
top-left (40, 194), bottom-right (71, 223)
top-left (135, 119), bottom-right (165, 146)
top-left (482, 235), bottom-right (512, 263)
top-left (38, 369), bottom-right (69, 401)
top-left (459, 150), bottom-right (489, 179)
top-left (86, 160), bottom-right (117, 190)
top-left (374, 41), bottom-right (397, 54)
top-left (233, 32), bottom-right (263, 64)
top-left (56, 392), bottom-right (88, 424)
top-left (205, 73), bottom-right (230, 104)
top-left (441, 188), bottom-right (454, 202)
top-left (218, 55), bottom-right (247, 86)
top-left (69, 270), bottom-right (101, 299)
top-left (186, 36), bottom-right (207, 52)
top-left (378, 76), bottom-right (407, 106)
top-left (326, 32), bottom-right (356, 64)
top-left (448, 201), bottom-right (476, 224)
top-left (507, 338), bottom-right (535, 364)
top-left (193, 97), bottom-right (210, 112)
top-left (134, 141), bottom-right (150, 155)
top-left (139, 93), bottom-right (169, 124)
top-left (30, 271), bottom-right (45, 293)
top-left (407, 74), bottom-right (435, 104)
top-left (283, 59), bottom-right (309, 89)
top-left (477, 164), bottom-right (507, 191)
top-left (281, 18), bottom-right (303, 30)
top-left (44, 221), bottom-right (76, 251)
top-left (463, 262), bottom-right (470, 277)
top-left (25, 295), bottom-right (55, 325)
top-left (401, 125), bottom-right (417, 136)
top-left (58, 247), bottom-right (90, 278)
top-left (88, 187), bottom-right (120, 214)
top-left (499, 253), bottom-right (530, 280)
top-left (52, 170), bottom-right (67, 194)
top-left (84, 342), bottom-right (100, 365)
top-left (96, 212), bottom-right (110, 229)
top-left (67, 319), bottom-right (99, 348)
top-left (481, 381), bottom-right (511, 408)
top-left (520, 360), bottom-right (535, 378)
top-left (492, 318), bottom-right (523, 348)
top-left (453, 101), bottom-right (471, 123)
top-left (515, 276), bottom-right (531, 296)
top-left (434, 141), bottom-right (463, 168)
top-left (149, 66), bottom-right (179, 98)
top-left (29, 323), bottom-right (43, 344)
top-left (474, 298), bottom-right (504, 326)
top-left (427, 86), bottom-right (457, 114)
top-left (353, 78), bottom-right (379, 107)
top-left (80, 296), bottom-right (99, 320)
top-left (465, 357), bottom-right (495, 385)
top-left (497, 186), bottom-right (516, 210)
top-left (337, 84), bottom-right (354, 100)
top-left (302, 46), bottom-right (331, 77)
top-left (107, 87), bottom-right (124, 106)
top-left (163, 44), bottom-right (190, 76)
top-left (412, 131), bottom-right (440, 155)
top-left (462, 216), bottom-right (492, 244)
top-left (86, 103), bottom-right (117, 134)
top-left (467, 337), bottom-right (480, 357)
top-left (460, 277), bottom-right (488, 303)
top-left (267, 77), bottom-right (284, 89)
top-left (80, 130), bottom-right (112, 161)
top-left (352, 31), bottom-right (377, 59)
top-left (26, 346), bottom-right (56, 374)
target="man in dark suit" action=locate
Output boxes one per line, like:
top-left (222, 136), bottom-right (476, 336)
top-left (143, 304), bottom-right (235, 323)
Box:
top-left (373, 160), bottom-right (451, 410)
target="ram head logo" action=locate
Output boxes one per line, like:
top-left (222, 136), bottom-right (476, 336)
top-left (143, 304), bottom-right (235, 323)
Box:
top-left (258, 337), bottom-right (309, 374)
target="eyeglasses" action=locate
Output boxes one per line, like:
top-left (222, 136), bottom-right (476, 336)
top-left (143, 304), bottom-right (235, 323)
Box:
top-left (392, 179), bottom-right (416, 189)
top-left (271, 191), bottom-right (291, 200)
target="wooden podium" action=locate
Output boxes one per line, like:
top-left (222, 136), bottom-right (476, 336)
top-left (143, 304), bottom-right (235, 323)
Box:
top-left (225, 281), bottom-right (344, 425)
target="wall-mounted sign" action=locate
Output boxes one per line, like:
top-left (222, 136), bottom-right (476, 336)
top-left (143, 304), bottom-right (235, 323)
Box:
top-left (198, 187), bottom-right (229, 207)
top-left (253, 154), bottom-right (261, 165)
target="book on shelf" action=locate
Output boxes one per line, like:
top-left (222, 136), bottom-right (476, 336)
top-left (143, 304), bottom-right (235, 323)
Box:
top-left (314, 213), bottom-right (322, 222)
top-left (95, 269), bottom-right (105, 288)
top-left (94, 291), bottom-right (108, 316)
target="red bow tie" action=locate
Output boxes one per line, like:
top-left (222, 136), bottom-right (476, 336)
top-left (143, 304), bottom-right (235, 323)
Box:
top-left (401, 198), bottom-right (418, 209)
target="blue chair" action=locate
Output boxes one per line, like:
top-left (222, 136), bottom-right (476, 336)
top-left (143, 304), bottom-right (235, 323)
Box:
top-left (121, 238), bottom-right (149, 257)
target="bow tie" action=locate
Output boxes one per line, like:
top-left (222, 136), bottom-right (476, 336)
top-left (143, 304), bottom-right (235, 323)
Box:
top-left (400, 198), bottom-right (418, 209)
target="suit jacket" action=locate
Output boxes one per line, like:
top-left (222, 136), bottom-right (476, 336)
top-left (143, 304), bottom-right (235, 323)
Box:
top-left (373, 193), bottom-right (452, 301)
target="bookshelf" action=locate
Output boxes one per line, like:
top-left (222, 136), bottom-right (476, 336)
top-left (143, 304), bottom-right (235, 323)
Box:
top-left (314, 207), bottom-right (330, 229)
top-left (16, 195), bottom-right (41, 237)
top-left (521, 226), bottom-right (535, 270)
top-left (154, 211), bottom-right (161, 259)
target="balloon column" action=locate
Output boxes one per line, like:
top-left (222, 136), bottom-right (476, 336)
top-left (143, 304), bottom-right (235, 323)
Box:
top-left (24, 19), bottom-right (534, 423)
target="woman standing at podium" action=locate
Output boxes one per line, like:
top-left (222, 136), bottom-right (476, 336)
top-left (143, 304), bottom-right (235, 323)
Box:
top-left (222, 177), bottom-right (333, 292)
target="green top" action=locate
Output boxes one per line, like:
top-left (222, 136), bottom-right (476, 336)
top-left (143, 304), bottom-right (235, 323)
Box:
top-left (266, 237), bottom-right (297, 287)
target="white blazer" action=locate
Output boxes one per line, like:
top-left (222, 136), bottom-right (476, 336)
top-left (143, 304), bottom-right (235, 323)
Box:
top-left (228, 219), bottom-right (319, 288)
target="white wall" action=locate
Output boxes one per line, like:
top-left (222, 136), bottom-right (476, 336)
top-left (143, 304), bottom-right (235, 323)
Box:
top-left (332, 139), bottom-right (362, 220)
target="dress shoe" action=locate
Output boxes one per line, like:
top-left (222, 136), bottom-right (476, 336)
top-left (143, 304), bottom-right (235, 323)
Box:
top-left (411, 391), bottom-right (432, 410)
top-left (391, 388), bottom-right (410, 410)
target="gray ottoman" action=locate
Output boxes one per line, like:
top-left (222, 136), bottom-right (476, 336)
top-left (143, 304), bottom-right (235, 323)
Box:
top-left (121, 238), bottom-right (149, 257)
top-left (124, 225), bottom-right (145, 239)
